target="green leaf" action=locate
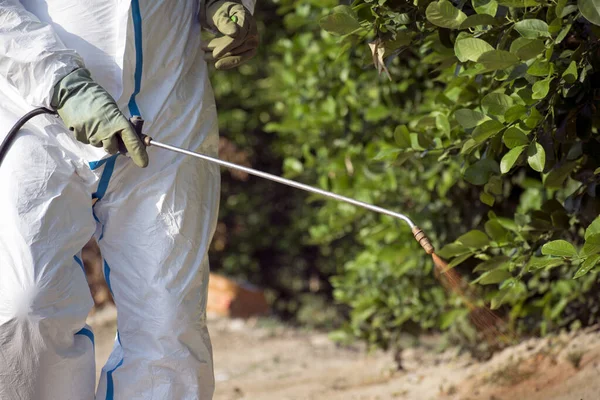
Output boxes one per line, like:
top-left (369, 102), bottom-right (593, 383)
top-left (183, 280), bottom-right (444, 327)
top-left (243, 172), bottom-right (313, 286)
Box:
top-left (394, 125), bottom-right (411, 148)
top-left (365, 105), bottom-right (390, 122)
top-left (491, 280), bottom-right (517, 309)
top-left (460, 14), bottom-right (499, 29)
top-left (455, 108), bottom-right (486, 128)
top-left (501, 145), bottom-right (527, 173)
top-left (482, 93), bottom-right (514, 116)
top-left (385, 31), bottom-right (413, 50)
top-left (510, 38), bottom-right (546, 60)
top-left (473, 120), bottom-right (504, 142)
top-left (504, 105), bottom-right (529, 123)
top-left (455, 38), bottom-right (494, 62)
top-left (543, 161), bottom-right (577, 188)
top-left (525, 107), bottom-right (543, 128)
top-left (532, 78), bottom-right (552, 100)
top-left (457, 230), bottom-right (490, 248)
top-left (426, 0), bottom-right (468, 29)
top-left (541, 240), bottom-right (578, 257)
top-left (562, 61), bottom-right (578, 84)
top-left (437, 243), bottom-right (472, 258)
top-left (485, 220), bottom-right (509, 242)
top-left (496, 217), bottom-right (519, 231)
top-left (440, 309), bottom-right (468, 330)
top-left (474, 256), bottom-right (510, 272)
top-left (478, 50), bottom-right (520, 71)
top-left (503, 127), bottom-right (529, 148)
top-left (561, 5), bottom-right (579, 17)
top-left (449, 253), bottom-right (473, 268)
top-left (527, 256), bottom-right (565, 271)
top-left (556, 24), bottom-right (572, 43)
top-left (585, 217), bottom-right (600, 240)
top-left (374, 148), bottom-right (402, 161)
top-left (283, 158), bottom-right (304, 176)
top-left (475, 269), bottom-right (511, 285)
top-left (436, 114), bottom-right (451, 134)
top-left (486, 175), bottom-right (503, 195)
top-left (514, 19), bottom-right (551, 38)
top-left (480, 191), bottom-right (495, 206)
top-left (527, 59), bottom-right (552, 76)
top-left (550, 298), bottom-right (568, 319)
top-left (574, 254), bottom-right (600, 279)
top-left (473, 0), bottom-right (498, 15)
top-left (581, 234), bottom-right (600, 257)
top-left (579, 0), bottom-right (600, 26)
top-left (527, 142), bottom-right (546, 172)
top-left (464, 158), bottom-right (500, 185)
top-left (320, 8), bottom-right (362, 36)
top-left (556, 0), bottom-right (568, 17)
top-left (497, 0), bottom-right (539, 6)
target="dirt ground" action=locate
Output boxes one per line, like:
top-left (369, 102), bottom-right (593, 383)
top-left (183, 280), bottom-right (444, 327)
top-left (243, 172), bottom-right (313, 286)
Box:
top-left (87, 305), bottom-right (600, 400)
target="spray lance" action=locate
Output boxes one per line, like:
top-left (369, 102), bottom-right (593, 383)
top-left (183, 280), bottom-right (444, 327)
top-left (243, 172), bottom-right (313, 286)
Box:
top-left (1, 109), bottom-right (434, 255)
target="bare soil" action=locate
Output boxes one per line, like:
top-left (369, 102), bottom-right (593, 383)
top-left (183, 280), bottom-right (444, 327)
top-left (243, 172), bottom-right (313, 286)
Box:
top-left (88, 305), bottom-right (600, 400)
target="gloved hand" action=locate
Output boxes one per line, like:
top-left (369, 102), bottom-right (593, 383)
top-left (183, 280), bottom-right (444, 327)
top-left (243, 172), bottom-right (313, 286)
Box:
top-left (51, 68), bottom-right (149, 168)
top-left (203, 1), bottom-right (259, 70)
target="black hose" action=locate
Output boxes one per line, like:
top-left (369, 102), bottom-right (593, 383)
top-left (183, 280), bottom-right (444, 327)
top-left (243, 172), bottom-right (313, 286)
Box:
top-left (0, 107), bottom-right (57, 166)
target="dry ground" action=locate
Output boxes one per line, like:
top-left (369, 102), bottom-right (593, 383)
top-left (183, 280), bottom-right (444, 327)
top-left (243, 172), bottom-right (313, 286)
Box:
top-left (88, 305), bottom-right (600, 400)
top-left (90, 307), bottom-right (600, 400)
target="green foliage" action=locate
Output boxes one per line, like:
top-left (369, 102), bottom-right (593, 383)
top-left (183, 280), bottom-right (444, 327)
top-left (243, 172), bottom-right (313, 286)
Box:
top-left (316, 0), bottom-right (600, 347)
top-left (210, 0), bottom-right (600, 351)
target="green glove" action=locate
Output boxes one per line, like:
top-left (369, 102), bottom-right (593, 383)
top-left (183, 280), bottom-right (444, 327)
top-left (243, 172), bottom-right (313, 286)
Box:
top-left (51, 68), bottom-right (149, 168)
top-left (203, 1), bottom-right (259, 70)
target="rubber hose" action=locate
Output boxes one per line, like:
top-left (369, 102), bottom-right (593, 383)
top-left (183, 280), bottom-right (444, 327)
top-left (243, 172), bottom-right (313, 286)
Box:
top-left (0, 107), bottom-right (57, 166)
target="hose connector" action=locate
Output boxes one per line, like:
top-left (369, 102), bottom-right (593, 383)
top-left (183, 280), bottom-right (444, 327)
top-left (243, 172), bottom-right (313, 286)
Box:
top-left (412, 226), bottom-right (434, 255)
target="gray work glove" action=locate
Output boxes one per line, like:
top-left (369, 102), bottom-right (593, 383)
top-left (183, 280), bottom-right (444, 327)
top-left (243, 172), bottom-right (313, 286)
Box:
top-left (51, 68), bottom-right (149, 168)
top-left (202, 1), bottom-right (259, 70)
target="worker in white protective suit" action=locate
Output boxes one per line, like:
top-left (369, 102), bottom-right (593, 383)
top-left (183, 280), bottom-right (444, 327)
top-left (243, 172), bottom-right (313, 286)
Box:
top-left (0, 0), bottom-right (258, 398)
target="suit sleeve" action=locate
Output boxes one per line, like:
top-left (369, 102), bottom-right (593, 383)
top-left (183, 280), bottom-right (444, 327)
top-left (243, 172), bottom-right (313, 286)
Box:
top-left (0, 0), bottom-right (84, 108)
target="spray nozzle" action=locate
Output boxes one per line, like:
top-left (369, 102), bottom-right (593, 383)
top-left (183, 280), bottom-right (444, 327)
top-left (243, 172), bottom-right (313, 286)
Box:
top-left (412, 226), bottom-right (434, 255)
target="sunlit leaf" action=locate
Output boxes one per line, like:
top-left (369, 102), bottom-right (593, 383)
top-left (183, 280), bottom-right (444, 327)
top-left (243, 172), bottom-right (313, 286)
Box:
top-left (473, 0), bottom-right (499, 15)
top-left (514, 19), bottom-right (551, 38)
top-left (475, 269), bottom-right (512, 285)
top-left (478, 50), bottom-right (520, 70)
top-left (455, 108), bottom-right (486, 128)
top-left (426, 0), bottom-right (468, 29)
top-left (581, 234), bottom-right (600, 257)
top-left (579, 0), bottom-right (600, 26)
top-left (503, 127), bottom-right (529, 148)
top-left (497, 0), bottom-right (540, 6)
top-left (455, 37), bottom-right (494, 62)
top-left (532, 77), bottom-right (552, 100)
top-left (510, 38), bottom-right (546, 60)
top-left (473, 120), bottom-right (504, 142)
top-left (464, 158), bottom-right (500, 185)
top-left (574, 254), bottom-right (600, 279)
top-left (542, 240), bottom-right (578, 257)
top-left (460, 14), bottom-right (499, 29)
top-left (320, 7), bottom-right (362, 36)
top-left (501, 145), bottom-right (527, 173)
top-left (527, 142), bottom-right (546, 172)
top-left (504, 105), bottom-right (529, 123)
top-left (562, 61), bottom-right (578, 84)
top-left (585, 217), bottom-right (600, 240)
top-left (457, 230), bottom-right (490, 248)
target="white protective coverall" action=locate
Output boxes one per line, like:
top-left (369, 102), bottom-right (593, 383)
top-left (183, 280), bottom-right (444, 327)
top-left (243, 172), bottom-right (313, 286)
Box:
top-left (0, 0), bottom-right (255, 399)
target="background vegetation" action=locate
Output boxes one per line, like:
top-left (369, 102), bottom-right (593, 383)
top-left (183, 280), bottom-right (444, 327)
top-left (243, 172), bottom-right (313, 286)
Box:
top-left (208, 0), bottom-right (600, 352)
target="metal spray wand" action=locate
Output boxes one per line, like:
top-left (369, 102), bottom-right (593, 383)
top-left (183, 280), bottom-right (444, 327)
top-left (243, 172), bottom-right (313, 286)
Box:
top-left (130, 117), bottom-right (435, 255)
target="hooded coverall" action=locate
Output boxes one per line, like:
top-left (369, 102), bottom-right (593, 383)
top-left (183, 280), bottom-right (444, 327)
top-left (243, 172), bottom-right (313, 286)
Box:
top-left (0, 1), bottom-right (255, 398)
